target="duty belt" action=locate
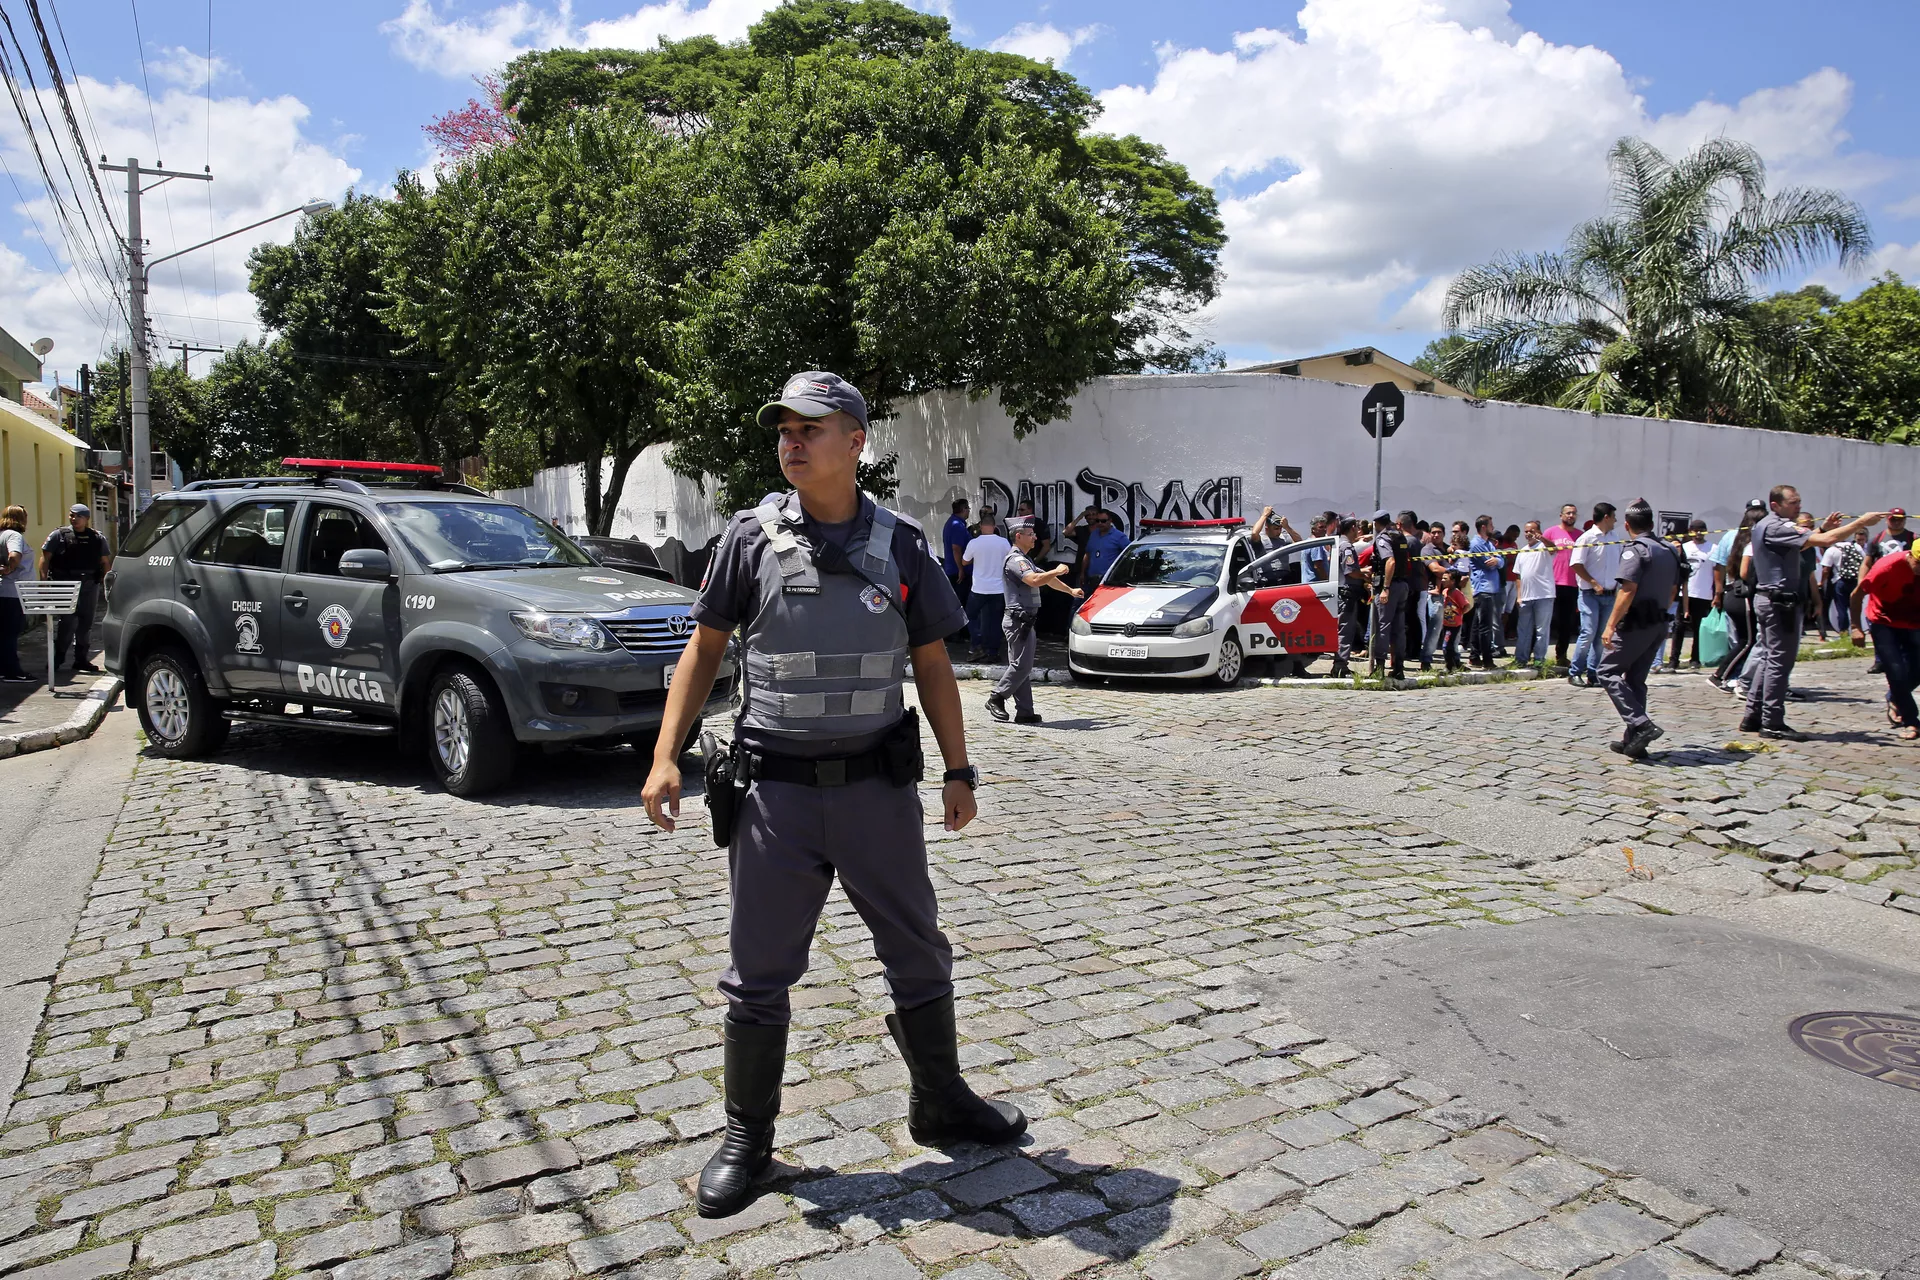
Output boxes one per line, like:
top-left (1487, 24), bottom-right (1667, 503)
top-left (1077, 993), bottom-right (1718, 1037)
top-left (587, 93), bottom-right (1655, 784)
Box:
top-left (743, 746), bottom-right (889, 788)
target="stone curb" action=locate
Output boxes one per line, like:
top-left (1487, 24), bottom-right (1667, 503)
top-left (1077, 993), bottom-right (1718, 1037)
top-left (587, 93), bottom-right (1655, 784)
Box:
top-left (944, 663), bottom-right (1551, 692)
top-left (0, 677), bottom-right (123, 759)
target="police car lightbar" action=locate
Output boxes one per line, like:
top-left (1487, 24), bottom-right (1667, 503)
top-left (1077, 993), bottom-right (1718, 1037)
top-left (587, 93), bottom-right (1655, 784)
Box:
top-left (281, 458), bottom-right (445, 477)
top-left (1138, 517), bottom-right (1246, 529)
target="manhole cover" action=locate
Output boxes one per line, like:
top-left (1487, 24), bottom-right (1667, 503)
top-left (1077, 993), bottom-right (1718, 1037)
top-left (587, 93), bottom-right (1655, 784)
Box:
top-left (1787, 1011), bottom-right (1920, 1091)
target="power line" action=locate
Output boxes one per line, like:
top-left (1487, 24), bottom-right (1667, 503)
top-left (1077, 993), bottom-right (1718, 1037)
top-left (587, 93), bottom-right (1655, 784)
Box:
top-left (0, 146), bottom-right (113, 328)
top-left (127, 0), bottom-right (199, 346)
top-left (22, 0), bottom-right (115, 234)
top-left (0, 3), bottom-right (120, 297)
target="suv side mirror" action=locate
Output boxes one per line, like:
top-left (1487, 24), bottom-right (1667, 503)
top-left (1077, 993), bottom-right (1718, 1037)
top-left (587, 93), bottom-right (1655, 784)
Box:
top-left (338, 548), bottom-right (394, 581)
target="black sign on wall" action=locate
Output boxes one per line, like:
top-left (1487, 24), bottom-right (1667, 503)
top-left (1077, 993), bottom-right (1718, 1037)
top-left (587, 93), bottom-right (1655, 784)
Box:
top-left (946, 456), bottom-right (966, 475)
top-left (1274, 466), bottom-right (1303, 484)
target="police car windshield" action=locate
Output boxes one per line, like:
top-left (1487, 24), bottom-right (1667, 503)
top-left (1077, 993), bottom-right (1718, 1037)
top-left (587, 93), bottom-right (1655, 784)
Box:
top-left (1106, 543), bottom-right (1225, 588)
top-left (379, 502), bottom-right (591, 572)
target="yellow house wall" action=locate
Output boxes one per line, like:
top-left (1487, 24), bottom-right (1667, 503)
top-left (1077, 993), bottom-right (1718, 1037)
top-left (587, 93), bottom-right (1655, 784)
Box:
top-left (0, 401), bottom-right (86, 553)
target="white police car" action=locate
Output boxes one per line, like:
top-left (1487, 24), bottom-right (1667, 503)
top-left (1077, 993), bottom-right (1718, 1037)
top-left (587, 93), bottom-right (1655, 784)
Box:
top-left (1066, 518), bottom-right (1342, 684)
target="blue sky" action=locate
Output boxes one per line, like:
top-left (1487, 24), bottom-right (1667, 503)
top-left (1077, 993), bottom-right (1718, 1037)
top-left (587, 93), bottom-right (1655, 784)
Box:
top-left (6, 0), bottom-right (1917, 386)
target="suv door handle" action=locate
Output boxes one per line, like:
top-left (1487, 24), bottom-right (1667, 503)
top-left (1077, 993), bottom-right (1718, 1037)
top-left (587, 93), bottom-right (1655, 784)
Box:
top-left (283, 592), bottom-right (308, 612)
top-left (179, 579), bottom-right (200, 598)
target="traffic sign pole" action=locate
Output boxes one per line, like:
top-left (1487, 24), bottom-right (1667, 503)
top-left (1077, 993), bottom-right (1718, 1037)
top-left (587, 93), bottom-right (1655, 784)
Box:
top-left (1358, 383), bottom-right (1406, 681)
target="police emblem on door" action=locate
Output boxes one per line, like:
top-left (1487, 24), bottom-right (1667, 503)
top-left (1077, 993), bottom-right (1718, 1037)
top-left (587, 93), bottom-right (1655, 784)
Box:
top-left (234, 613), bottom-right (262, 654)
top-left (859, 585), bottom-right (889, 614)
top-left (319, 605), bottom-right (354, 649)
top-left (1274, 599), bottom-right (1302, 624)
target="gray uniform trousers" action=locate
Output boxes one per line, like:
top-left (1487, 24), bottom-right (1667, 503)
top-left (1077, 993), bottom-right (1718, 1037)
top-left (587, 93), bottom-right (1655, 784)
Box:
top-left (992, 613), bottom-right (1037, 715)
top-left (718, 775), bottom-right (952, 1025)
top-left (1599, 622), bottom-right (1666, 731)
top-left (1371, 581), bottom-right (1409, 670)
top-left (1744, 595), bottom-right (1802, 729)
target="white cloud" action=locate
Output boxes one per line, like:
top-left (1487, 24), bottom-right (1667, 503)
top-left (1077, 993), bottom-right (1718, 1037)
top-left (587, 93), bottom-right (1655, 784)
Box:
top-left (0, 71), bottom-right (361, 372)
top-left (1096, 0), bottom-right (1894, 358)
top-left (988, 22), bottom-right (1103, 68)
top-left (384, 0), bottom-right (782, 79)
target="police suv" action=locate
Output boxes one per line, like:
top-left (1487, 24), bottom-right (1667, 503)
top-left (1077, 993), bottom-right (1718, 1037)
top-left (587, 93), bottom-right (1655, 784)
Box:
top-left (1067, 517), bottom-right (1341, 685)
top-left (102, 459), bottom-right (735, 796)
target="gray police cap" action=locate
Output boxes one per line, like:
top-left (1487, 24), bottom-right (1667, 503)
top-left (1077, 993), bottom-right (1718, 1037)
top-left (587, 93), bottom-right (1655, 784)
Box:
top-left (756, 371), bottom-right (869, 430)
top-left (1373, 509), bottom-right (1392, 523)
top-left (69, 504), bottom-right (90, 516)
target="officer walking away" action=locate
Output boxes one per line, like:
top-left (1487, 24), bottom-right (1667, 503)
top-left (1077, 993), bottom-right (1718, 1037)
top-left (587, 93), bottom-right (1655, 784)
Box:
top-left (1598, 502), bottom-right (1680, 758)
top-left (1333, 517), bottom-right (1362, 676)
top-left (39, 503), bottom-right (110, 674)
top-left (1370, 509), bottom-right (1410, 680)
top-left (987, 518), bottom-right (1081, 724)
top-left (1740, 486), bottom-right (1883, 740)
top-left (641, 371), bottom-right (1023, 1220)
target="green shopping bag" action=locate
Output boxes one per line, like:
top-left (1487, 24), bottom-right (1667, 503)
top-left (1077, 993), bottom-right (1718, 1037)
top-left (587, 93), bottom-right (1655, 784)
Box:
top-left (1697, 606), bottom-right (1730, 667)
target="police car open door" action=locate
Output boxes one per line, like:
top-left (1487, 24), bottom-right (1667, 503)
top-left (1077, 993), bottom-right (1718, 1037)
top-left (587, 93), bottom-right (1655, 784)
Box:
top-left (277, 503), bottom-right (398, 711)
top-left (1238, 536), bottom-right (1341, 660)
top-left (181, 500), bottom-right (295, 694)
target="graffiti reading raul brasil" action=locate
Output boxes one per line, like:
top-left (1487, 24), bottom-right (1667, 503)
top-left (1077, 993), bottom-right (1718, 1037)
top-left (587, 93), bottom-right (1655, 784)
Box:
top-left (979, 468), bottom-right (1244, 532)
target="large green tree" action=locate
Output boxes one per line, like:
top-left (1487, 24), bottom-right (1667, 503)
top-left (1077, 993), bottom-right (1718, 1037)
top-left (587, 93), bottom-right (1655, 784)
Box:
top-left (1437, 137), bottom-right (1872, 426)
top-left (247, 195), bottom-right (474, 469)
top-left (503, 0), bottom-right (1225, 509)
top-left (1773, 274), bottom-right (1920, 443)
top-left (383, 113), bottom-right (700, 534)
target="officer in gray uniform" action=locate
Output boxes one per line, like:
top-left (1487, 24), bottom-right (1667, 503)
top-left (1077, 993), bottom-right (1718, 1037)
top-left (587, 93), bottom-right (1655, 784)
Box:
top-left (1369, 509), bottom-right (1410, 680)
top-left (987, 518), bottom-right (1080, 724)
top-left (642, 372), bottom-right (1023, 1219)
top-left (1740, 486), bottom-right (1884, 739)
top-left (1597, 501), bottom-right (1679, 758)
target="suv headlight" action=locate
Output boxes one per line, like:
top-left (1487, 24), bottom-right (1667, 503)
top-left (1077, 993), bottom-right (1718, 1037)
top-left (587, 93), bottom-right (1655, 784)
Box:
top-left (511, 612), bottom-right (612, 651)
top-left (1070, 613), bottom-right (1092, 635)
top-left (1172, 616), bottom-right (1214, 638)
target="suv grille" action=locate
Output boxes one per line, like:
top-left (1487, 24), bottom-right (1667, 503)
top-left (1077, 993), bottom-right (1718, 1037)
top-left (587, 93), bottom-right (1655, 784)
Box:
top-left (603, 616), bottom-right (694, 653)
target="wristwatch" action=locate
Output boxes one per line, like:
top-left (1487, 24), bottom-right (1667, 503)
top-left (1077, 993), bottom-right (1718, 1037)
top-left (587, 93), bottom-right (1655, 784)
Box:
top-left (942, 765), bottom-right (979, 790)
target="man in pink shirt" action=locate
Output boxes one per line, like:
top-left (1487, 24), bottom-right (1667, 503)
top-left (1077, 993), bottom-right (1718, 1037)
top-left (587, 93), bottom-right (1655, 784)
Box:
top-left (1540, 502), bottom-right (1582, 668)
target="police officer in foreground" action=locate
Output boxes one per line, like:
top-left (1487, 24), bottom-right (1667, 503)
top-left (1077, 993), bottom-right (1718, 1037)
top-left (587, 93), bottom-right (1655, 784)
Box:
top-left (641, 372), bottom-right (1023, 1219)
top-left (1597, 501), bottom-right (1680, 758)
top-left (987, 517), bottom-right (1079, 724)
top-left (39, 503), bottom-right (110, 674)
top-left (1741, 485), bottom-right (1883, 740)
top-left (1369, 509), bottom-right (1410, 680)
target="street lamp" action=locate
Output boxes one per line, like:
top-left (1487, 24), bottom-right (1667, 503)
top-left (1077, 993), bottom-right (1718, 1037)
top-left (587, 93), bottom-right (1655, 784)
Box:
top-left (99, 153), bottom-right (333, 513)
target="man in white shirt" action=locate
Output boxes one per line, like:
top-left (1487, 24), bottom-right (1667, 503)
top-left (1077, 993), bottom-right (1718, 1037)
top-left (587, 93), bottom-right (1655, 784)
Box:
top-left (961, 515), bottom-right (1012, 662)
top-left (1511, 520), bottom-right (1556, 667)
top-left (1567, 502), bottom-right (1620, 686)
top-left (1663, 519), bottom-right (1718, 671)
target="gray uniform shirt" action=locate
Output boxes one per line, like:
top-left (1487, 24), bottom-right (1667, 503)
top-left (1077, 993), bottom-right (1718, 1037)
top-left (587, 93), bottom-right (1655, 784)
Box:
top-left (1749, 513), bottom-right (1812, 592)
top-left (1616, 534), bottom-right (1679, 624)
top-left (694, 496), bottom-right (966, 759)
top-left (1003, 550), bottom-right (1042, 614)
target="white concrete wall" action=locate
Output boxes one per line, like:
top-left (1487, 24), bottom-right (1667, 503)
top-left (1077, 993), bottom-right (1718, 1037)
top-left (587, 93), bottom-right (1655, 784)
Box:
top-left (497, 373), bottom-right (1920, 549)
top-left (493, 442), bottom-right (729, 549)
top-left (869, 373), bottom-right (1920, 540)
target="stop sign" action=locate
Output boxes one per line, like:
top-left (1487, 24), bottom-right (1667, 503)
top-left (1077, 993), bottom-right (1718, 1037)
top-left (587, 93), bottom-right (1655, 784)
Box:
top-left (1361, 382), bottom-right (1405, 439)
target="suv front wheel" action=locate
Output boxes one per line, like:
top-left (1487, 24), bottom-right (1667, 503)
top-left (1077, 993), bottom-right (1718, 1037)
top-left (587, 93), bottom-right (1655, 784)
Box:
top-left (426, 664), bottom-right (516, 797)
top-left (137, 645), bottom-right (229, 757)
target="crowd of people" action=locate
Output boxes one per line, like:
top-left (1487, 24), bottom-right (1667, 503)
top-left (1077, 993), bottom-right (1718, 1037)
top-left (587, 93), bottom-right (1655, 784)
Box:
top-left (938, 490), bottom-right (1918, 749)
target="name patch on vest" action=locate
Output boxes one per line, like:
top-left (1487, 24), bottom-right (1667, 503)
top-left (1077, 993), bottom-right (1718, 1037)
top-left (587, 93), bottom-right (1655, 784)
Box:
top-left (783, 584), bottom-right (820, 595)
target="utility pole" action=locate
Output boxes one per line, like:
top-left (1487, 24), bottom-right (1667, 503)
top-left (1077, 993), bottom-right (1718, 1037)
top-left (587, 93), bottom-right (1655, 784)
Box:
top-left (99, 158), bottom-right (212, 514)
top-left (168, 342), bottom-right (222, 371)
top-left (78, 364), bottom-right (91, 446)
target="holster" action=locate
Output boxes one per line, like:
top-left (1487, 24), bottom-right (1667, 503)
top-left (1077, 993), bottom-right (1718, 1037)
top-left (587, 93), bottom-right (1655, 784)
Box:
top-left (702, 731), bottom-right (741, 849)
top-left (882, 707), bottom-right (925, 787)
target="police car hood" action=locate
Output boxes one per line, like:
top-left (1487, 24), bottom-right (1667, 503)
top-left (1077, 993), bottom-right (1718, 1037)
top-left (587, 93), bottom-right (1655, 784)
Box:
top-left (1078, 583), bottom-right (1218, 626)
top-left (452, 566), bottom-right (694, 613)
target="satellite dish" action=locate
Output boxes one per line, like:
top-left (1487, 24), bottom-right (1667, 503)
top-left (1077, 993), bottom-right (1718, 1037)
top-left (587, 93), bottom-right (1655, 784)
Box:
top-left (30, 338), bottom-right (53, 357)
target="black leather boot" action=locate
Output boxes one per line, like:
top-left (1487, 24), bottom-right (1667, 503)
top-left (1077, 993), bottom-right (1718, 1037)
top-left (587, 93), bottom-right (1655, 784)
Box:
top-left (887, 994), bottom-right (1026, 1148)
top-left (696, 1019), bottom-right (786, 1218)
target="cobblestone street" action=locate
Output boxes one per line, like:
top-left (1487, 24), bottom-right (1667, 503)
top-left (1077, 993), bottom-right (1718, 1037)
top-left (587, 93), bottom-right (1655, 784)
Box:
top-left (1, 659), bottom-right (1915, 1280)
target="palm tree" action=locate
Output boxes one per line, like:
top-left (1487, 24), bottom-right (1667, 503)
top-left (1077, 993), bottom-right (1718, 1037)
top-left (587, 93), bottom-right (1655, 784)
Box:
top-left (1436, 137), bottom-right (1871, 425)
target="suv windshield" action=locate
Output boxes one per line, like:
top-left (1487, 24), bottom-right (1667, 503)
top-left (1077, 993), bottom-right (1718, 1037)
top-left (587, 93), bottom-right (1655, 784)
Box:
top-left (380, 501), bottom-right (591, 571)
top-left (1106, 543), bottom-right (1226, 588)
